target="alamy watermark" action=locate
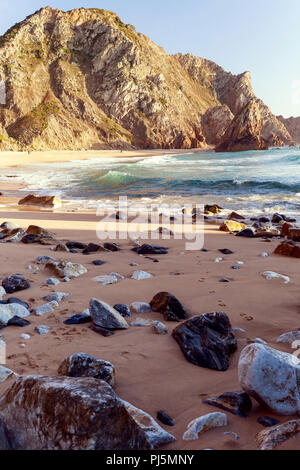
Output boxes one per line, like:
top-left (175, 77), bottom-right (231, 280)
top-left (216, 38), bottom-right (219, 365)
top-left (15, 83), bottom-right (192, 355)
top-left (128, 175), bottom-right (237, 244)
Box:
top-left (96, 196), bottom-right (205, 251)
top-left (0, 81), bottom-right (5, 105)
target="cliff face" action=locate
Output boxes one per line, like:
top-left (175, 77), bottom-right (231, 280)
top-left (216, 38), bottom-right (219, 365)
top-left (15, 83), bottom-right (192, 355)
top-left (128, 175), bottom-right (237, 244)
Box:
top-left (277, 116), bottom-right (300, 143)
top-left (0, 7), bottom-right (294, 151)
top-left (215, 99), bottom-right (268, 152)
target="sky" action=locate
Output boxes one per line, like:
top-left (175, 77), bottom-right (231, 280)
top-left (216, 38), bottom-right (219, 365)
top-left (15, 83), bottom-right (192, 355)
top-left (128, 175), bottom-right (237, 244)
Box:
top-left (0, 0), bottom-right (299, 117)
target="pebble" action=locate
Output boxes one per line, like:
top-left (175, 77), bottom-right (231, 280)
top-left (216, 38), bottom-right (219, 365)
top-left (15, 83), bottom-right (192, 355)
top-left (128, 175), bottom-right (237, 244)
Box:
top-left (92, 275), bottom-right (119, 286)
top-left (232, 266), bottom-right (240, 270)
top-left (92, 260), bottom-right (106, 266)
top-left (219, 278), bottom-right (230, 283)
top-left (257, 416), bottom-right (281, 428)
top-left (45, 277), bottom-right (60, 286)
top-left (131, 318), bottom-right (153, 327)
top-left (153, 321), bottom-right (168, 335)
top-left (64, 312), bottom-right (91, 325)
top-left (114, 304), bottom-right (131, 318)
top-left (215, 258), bottom-right (223, 263)
top-left (130, 262), bottom-right (139, 267)
top-left (35, 325), bottom-right (51, 335)
top-left (130, 302), bottom-right (151, 314)
top-left (219, 249), bottom-right (234, 255)
top-left (237, 261), bottom-right (244, 265)
top-left (21, 333), bottom-right (30, 340)
top-left (36, 301), bottom-right (59, 316)
top-left (261, 253), bottom-right (269, 258)
top-left (132, 270), bottom-right (153, 281)
top-left (43, 292), bottom-right (69, 303)
top-left (157, 411), bottom-right (174, 427)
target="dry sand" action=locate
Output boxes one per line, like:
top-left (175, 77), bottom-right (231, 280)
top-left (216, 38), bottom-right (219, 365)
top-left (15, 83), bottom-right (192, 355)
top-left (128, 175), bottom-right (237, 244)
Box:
top-left (0, 208), bottom-right (299, 450)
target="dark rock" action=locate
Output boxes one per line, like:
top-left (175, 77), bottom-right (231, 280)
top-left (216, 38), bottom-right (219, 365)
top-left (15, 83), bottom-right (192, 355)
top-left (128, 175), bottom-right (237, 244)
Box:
top-left (274, 241), bottom-right (300, 258)
top-left (229, 211), bottom-right (245, 220)
top-left (64, 313), bottom-right (91, 325)
top-left (201, 248), bottom-right (209, 252)
top-left (104, 242), bottom-right (121, 252)
top-left (0, 415), bottom-right (14, 450)
top-left (205, 204), bottom-right (222, 214)
top-left (114, 304), bottom-right (131, 318)
top-left (7, 298), bottom-right (29, 309)
top-left (203, 391), bottom-right (252, 418)
top-left (2, 275), bottom-right (30, 294)
top-left (272, 213), bottom-right (284, 224)
top-left (58, 353), bottom-right (115, 386)
top-left (232, 266), bottom-right (240, 270)
top-left (236, 228), bottom-right (255, 238)
top-left (82, 243), bottom-right (102, 254)
top-left (133, 244), bottom-right (168, 255)
top-left (21, 234), bottom-right (41, 244)
top-left (70, 249), bottom-right (78, 254)
top-left (66, 241), bottom-right (88, 250)
top-left (258, 217), bottom-right (270, 223)
top-left (157, 411), bottom-right (174, 427)
top-left (219, 249), bottom-right (234, 255)
top-left (90, 325), bottom-right (115, 337)
top-left (219, 278), bottom-right (230, 283)
top-left (172, 312), bottom-right (237, 371)
top-left (92, 260), bottom-right (106, 266)
top-left (257, 416), bottom-right (281, 428)
top-left (7, 316), bottom-right (31, 327)
top-left (150, 292), bottom-right (188, 322)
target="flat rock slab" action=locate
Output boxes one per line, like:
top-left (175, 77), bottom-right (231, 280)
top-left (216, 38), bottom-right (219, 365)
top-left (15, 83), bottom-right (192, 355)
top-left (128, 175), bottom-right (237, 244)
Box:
top-left (172, 312), bottom-right (237, 371)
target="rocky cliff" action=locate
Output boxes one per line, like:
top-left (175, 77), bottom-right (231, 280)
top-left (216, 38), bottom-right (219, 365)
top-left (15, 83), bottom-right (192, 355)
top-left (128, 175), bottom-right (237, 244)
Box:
top-left (0, 7), bottom-right (294, 151)
top-left (277, 116), bottom-right (300, 143)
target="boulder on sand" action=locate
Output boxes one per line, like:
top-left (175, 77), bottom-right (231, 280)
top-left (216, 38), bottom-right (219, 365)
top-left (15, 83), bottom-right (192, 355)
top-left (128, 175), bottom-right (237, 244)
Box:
top-left (172, 312), bottom-right (237, 371)
top-left (2, 274), bottom-right (30, 294)
top-left (18, 195), bottom-right (61, 209)
top-left (256, 420), bottom-right (300, 450)
top-left (150, 292), bottom-right (188, 322)
top-left (219, 221), bottom-right (247, 233)
top-left (274, 241), bottom-right (300, 258)
top-left (89, 298), bottom-right (128, 330)
top-left (45, 259), bottom-right (87, 279)
top-left (239, 343), bottom-right (300, 416)
top-left (58, 353), bottom-right (115, 386)
top-left (0, 375), bottom-right (175, 450)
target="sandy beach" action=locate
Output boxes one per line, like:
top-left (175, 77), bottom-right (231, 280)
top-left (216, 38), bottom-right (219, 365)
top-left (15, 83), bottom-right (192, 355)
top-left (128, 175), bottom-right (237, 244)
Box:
top-left (0, 200), bottom-right (299, 450)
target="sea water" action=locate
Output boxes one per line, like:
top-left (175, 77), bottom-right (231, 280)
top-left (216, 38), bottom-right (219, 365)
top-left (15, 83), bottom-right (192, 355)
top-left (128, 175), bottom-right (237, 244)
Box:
top-left (1, 147), bottom-right (299, 220)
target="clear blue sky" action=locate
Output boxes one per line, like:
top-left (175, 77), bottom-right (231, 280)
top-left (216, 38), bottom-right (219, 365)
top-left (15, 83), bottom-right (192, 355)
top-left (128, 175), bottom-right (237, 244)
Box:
top-left (0, 0), bottom-right (299, 117)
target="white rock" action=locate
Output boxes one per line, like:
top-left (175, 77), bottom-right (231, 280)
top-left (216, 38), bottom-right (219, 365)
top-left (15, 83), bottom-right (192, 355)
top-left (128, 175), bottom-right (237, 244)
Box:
top-left (153, 321), bottom-right (168, 335)
top-left (132, 270), bottom-right (153, 281)
top-left (277, 331), bottom-right (300, 345)
top-left (122, 400), bottom-right (176, 449)
top-left (239, 343), bottom-right (300, 415)
top-left (92, 275), bottom-right (119, 286)
top-left (0, 366), bottom-right (15, 383)
top-left (0, 286), bottom-right (6, 300)
top-left (131, 318), bottom-right (153, 327)
top-left (35, 325), bottom-right (51, 335)
top-left (36, 301), bottom-right (59, 316)
top-left (237, 261), bottom-right (244, 265)
top-left (130, 302), bottom-right (151, 314)
top-left (21, 334), bottom-right (30, 340)
top-left (215, 258), bottom-right (223, 263)
top-left (45, 277), bottom-right (60, 286)
top-left (0, 303), bottom-right (31, 326)
top-left (43, 292), bottom-right (69, 303)
top-left (262, 271), bottom-right (290, 284)
top-left (261, 253), bottom-right (269, 258)
top-left (183, 413), bottom-right (228, 441)
top-left (109, 272), bottom-right (125, 280)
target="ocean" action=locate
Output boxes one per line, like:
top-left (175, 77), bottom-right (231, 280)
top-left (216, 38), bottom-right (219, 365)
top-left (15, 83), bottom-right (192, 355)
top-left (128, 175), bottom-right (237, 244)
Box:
top-left (1, 147), bottom-right (300, 221)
